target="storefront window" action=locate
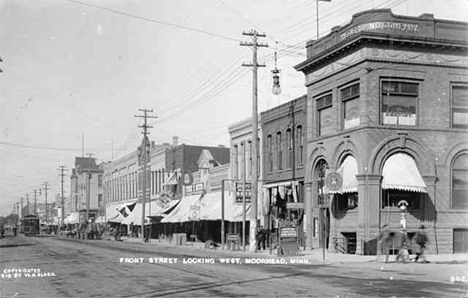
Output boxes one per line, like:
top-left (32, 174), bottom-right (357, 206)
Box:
top-left (335, 193), bottom-right (358, 211)
top-left (381, 189), bottom-right (422, 209)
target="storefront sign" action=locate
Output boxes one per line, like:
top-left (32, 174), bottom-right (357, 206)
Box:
top-left (280, 227), bottom-right (298, 238)
top-left (278, 226), bottom-right (301, 256)
top-left (185, 183), bottom-right (204, 196)
top-left (235, 182), bottom-right (251, 204)
top-left (340, 22), bottom-right (419, 40)
top-left (287, 202), bottom-right (304, 209)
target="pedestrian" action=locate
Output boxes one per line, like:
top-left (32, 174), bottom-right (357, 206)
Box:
top-left (414, 224), bottom-right (430, 263)
top-left (256, 225), bottom-right (266, 250)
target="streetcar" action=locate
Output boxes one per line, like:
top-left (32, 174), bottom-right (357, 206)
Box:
top-left (21, 214), bottom-right (40, 236)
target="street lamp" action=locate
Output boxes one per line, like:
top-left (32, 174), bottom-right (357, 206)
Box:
top-left (271, 52), bottom-right (282, 95)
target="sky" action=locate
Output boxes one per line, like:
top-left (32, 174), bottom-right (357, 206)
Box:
top-left (0, 0), bottom-right (467, 217)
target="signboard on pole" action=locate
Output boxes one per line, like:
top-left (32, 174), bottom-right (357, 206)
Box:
top-left (188, 205), bottom-right (200, 221)
top-left (277, 225), bottom-right (301, 257)
top-left (235, 182), bottom-right (251, 204)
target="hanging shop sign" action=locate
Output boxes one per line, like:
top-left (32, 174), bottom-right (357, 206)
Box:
top-left (286, 202), bottom-right (304, 209)
top-left (235, 182), bottom-right (252, 204)
top-left (188, 205), bottom-right (200, 221)
top-left (325, 171), bottom-right (343, 192)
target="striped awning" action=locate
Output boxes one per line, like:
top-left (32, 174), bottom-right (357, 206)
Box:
top-left (382, 153), bottom-right (427, 193)
top-left (329, 156), bottom-right (358, 194)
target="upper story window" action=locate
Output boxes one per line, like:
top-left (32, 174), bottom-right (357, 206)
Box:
top-left (286, 128), bottom-right (293, 168)
top-left (297, 125), bottom-right (303, 166)
top-left (341, 83), bottom-right (360, 129)
top-left (452, 153), bottom-right (468, 209)
top-left (316, 93), bottom-right (333, 136)
top-left (276, 132), bottom-right (282, 170)
top-left (267, 135), bottom-right (273, 172)
top-left (452, 84), bottom-right (468, 129)
top-left (381, 81), bottom-right (418, 126)
top-left (234, 144), bottom-right (239, 179)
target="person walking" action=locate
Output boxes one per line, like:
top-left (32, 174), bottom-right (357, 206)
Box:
top-left (414, 224), bottom-right (429, 263)
top-left (256, 225), bottom-right (266, 251)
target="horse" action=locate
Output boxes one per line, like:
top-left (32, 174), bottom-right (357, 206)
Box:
top-left (378, 228), bottom-right (410, 263)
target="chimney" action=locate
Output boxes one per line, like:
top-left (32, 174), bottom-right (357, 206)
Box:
top-left (172, 136), bottom-right (179, 147)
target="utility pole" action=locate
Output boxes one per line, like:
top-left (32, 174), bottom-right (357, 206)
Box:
top-left (33, 189), bottom-right (37, 216)
top-left (241, 29), bottom-right (268, 252)
top-left (26, 194), bottom-right (30, 215)
top-left (20, 197), bottom-right (23, 219)
top-left (58, 166), bottom-right (67, 226)
top-left (86, 153), bottom-right (94, 222)
top-left (134, 109), bottom-right (157, 240)
top-left (42, 182), bottom-right (49, 224)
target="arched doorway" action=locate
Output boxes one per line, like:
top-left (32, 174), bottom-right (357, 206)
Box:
top-left (314, 159), bottom-right (330, 249)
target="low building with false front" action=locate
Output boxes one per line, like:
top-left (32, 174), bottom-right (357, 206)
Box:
top-left (260, 95), bottom-right (307, 247)
top-left (295, 9), bottom-right (468, 254)
top-left (228, 116), bottom-right (263, 242)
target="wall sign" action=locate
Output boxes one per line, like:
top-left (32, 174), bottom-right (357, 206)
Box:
top-left (340, 22), bottom-right (419, 40)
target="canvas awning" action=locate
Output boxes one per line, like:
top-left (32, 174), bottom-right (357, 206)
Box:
top-left (382, 153), bottom-right (427, 193)
top-left (163, 172), bottom-right (178, 186)
top-left (108, 213), bottom-right (124, 223)
top-left (121, 199), bottom-right (181, 225)
top-left (64, 212), bottom-right (79, 224)
top-left (161, 192), bottom-right (251, 223)
top-left (105, 200), bottom-right (138, 220)
top-left (329, 156), bottom-right (358, 194)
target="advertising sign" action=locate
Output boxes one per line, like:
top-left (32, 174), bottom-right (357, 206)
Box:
top-left (188, 205), bottom-right (200, 221)
top-left (235, 182), bottom-right (252, 204)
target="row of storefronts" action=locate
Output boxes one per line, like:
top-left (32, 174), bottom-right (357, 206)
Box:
top-left (58, 9), bottom-right (468, 255)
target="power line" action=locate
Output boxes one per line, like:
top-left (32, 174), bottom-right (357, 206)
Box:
top-left (65, 0), bottom-right (242, 42)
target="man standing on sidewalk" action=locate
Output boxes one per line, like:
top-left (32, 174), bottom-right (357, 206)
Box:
top-left (414, 225), bottom-right (429, 263)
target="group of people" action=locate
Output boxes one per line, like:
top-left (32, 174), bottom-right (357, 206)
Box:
top-left (379, 224), bottom-right (430, 263)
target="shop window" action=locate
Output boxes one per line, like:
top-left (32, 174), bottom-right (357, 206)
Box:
top-left (341, 83), bottom-right (360, 129)
top-left (316, 94), bottom-right (333, 136)
top-left (452, 154), bottom-right (468, 209)
top-left (381, 81), bottom-right (418, 126)
top-left (335, 193), bottom-right (358, 211)
top-left (452, 85), bottom-right (468, 128)
top-left (382, 189), bottom-right (423, 209)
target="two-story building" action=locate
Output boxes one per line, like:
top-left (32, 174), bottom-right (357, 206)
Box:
top-left (295, 9), bottom-right (468, 254)
top-left (261, 95), bottom-right (307, 247)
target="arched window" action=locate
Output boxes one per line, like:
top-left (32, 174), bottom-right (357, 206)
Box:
top-left (277, 132), bottom-right (282, 170)
top-left (297, 125), bottom-right (303, 166)
top-left (287, 128), bottom-right (293, 168)
top-left (267, 135), bottom-right (273, 172)
top-left (452, 154), bottom-right (468, 209)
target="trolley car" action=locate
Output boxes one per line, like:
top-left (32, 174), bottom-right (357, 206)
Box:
top-left (21, 214), bottom-right (40, 236)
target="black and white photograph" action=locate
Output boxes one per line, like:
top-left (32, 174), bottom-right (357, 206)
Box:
top-left (1, 0), bottom-right (468, 297)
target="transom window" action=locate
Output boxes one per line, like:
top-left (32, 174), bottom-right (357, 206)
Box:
top-left (381, 81), bottom-right (418, 126)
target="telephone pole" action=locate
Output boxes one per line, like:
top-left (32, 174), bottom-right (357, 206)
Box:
top-left (33, 189), bottom-right (37, 216)
top-left (20, 197), bottom-right (24, 219)
top-left (134, 109), bottom-right (157, 240)
top-left (86, 153), bottom-right (94, 222)
top-left (26, 194), bottom-right (29, 214)
top-left (43, 182), bottom-right (50, 224)
top-left (241, 29), bottom-right (268, 252)
top-left (58, 166), bottom-right (67, 226)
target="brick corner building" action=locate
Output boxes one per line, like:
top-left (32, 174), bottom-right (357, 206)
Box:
top-left (295, 9), bottom-right (468, 254)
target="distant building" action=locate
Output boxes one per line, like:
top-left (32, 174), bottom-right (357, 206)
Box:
top-left (295, 9), bottom-right (468, 254)
top-left (69, 157), bottom-right (104, 222)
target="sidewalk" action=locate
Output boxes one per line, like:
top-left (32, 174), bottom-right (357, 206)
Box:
top-left (121, 236), bottom-right (468, 265)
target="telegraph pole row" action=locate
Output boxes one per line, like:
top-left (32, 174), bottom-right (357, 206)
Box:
top-left (58, 166), bottom-right (67, 226)
top-left (134, 109), bottom-right (157, 240)
top-left (241, 29), bottom-right (268, 252)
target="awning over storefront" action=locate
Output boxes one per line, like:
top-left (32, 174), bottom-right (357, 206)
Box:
top-left (122, 199), bottom-right (181, 225)
top-left (163, 172), bottom-right (179, 186)
top-left (330, 156), bottom-right (358, 194)
top-left (64, 212), bottom-right (79, 224)
top-left (161, 192), bottom-right (251, 223)
top-left (382, 153), bottom-right (428, 193)
top-left (108, 213), bottom-right (124, 223)
top-left (105, 200), bottom-right (138, 220)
